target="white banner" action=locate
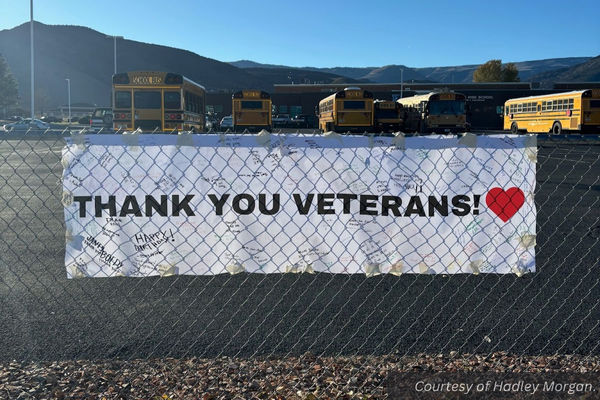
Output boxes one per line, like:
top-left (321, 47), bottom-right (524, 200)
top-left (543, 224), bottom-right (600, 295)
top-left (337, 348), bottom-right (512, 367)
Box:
top-left (62, 133), bottom-right (537, 278)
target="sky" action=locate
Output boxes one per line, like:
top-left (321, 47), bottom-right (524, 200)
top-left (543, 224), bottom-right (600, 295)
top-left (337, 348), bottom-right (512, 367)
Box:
top-left (0, 0), bottom-right (599, 69)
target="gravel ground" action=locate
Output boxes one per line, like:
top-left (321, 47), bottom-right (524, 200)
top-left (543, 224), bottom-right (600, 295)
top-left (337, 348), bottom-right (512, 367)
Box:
top-left (1, 352), bottom-right (599, 399)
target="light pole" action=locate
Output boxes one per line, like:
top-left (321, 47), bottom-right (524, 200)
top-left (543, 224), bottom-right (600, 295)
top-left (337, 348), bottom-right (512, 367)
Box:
top-left (65, 78), bottom-right (71, 123)
top-left (106, 35), bottom-right (124, 75)
top-left (400, 68), bottom-right (404, 99)
top-left (30, 0), bottom-right (34, 119)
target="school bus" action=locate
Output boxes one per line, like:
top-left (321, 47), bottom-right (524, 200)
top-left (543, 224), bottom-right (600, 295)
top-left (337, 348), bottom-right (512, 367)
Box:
top-left (316, 87), bottom-right (374, 133)
top-left (503, 89), bottom-right (600, 134)
top-left (232, 90), bottom-right (272, 132)
top-left (396, 91), bottom-right (469, 134)
top-left (373, 100), bottom-right (403, 133)
top-left (112, 71), bottom-right (206, 132)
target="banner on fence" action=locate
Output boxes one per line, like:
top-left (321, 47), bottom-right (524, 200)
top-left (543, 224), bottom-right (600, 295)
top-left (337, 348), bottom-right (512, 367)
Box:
top-left (62, 133), bottom-right (536, 278)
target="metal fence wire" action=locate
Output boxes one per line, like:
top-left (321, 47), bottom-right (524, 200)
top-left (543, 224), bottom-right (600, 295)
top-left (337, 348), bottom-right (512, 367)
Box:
top-left (0, 129), bottom-right (599, 399)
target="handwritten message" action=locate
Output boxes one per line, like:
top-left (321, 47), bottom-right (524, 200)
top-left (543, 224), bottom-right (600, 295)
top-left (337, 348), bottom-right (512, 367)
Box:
top-left (62, 134), bottom-right (536, 277)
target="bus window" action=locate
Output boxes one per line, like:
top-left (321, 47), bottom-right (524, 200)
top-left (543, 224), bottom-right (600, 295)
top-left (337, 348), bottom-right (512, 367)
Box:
top-left (164, 92), bottom-right (180, 109)
top-left (241, 100), bottom-right (264, 109)
top-left (134, 92), bottom-right (161, 109)
top-left (343, 101), bottom-right (366, 109)
top-left (115, 91), bottom-right (131, 108)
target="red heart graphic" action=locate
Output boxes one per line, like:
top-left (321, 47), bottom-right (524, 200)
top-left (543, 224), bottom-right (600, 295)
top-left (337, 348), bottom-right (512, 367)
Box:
top-left (486, 187), bottom-right (525, 223)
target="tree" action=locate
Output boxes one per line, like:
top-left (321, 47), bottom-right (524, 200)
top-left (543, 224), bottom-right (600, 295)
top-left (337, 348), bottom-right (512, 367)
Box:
top-left (35, 87), bottom-right (53, 117)
top-left (502, 63), bottom-right (520, 82)
top-left (0, 52), bottom-right (20, 111)
top-left (473, 59), bottom-right (520, 82)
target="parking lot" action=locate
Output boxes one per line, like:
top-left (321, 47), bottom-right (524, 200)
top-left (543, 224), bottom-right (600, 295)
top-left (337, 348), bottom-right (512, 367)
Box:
top-left (0, 132), bottom-right (598, 362)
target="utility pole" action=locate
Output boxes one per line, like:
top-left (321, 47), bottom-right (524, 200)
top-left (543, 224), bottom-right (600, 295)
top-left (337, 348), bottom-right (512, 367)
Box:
top-left (65, 78), bottom-right (71, 123)
top-left (106, 35), bottom-right (124, 75)
top-left (30, 0), bottom-right (35, 119)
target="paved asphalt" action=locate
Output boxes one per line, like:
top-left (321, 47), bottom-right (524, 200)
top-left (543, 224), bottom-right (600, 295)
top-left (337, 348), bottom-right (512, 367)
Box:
top-left (0, 131), bottom-right (598, 362)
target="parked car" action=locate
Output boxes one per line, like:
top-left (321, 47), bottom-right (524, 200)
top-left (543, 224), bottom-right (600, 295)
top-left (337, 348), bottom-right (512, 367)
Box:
top-left (291, 114), bottom-right (316, 129)
top-left (6, 116), bottom-right (24, 122)
top-left (89, 107), bottom-right (113, 130)
top-left (40, 116), bottom-right (62, 123)
top-left (220, 116), bottom-right (233, 130)
top-left (3, 118), bottom-right (50, 131)
top-left (272, 114), bottom-right (291, 127)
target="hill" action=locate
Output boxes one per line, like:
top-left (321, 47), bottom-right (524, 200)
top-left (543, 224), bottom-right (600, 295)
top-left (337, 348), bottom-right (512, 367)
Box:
top-left (241, 67), bottom-right (371, 85)
top-left (232, 58), bottom-right (595, 84)
top-left (529, 56), bottom-right (600, 87)
top-left (0, 22), bottom-right (273, 108)
top-left (359, 65), bottom-right (432, 83)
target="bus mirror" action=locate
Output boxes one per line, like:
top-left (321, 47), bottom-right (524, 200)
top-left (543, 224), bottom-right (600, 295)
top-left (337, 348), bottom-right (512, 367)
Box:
top-left (497, 106), bottom-right (504, 115)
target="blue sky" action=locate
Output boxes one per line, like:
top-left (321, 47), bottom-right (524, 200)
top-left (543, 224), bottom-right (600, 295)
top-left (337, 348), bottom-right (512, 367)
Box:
top-left (0, 0), bottom-right (598, 69)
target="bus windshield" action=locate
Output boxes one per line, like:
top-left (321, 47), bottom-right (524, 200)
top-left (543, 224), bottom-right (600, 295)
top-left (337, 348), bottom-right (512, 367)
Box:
top-left (428, 100), bottom-right (465, 115)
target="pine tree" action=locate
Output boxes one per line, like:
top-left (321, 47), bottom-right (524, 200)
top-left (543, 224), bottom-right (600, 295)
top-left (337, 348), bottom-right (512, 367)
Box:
top-left (0, 53), bottom-right (20, 111)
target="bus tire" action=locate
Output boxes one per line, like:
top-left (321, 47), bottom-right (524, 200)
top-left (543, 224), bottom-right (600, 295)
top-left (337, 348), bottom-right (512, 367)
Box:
top-left (551, 122), bottom-right (562, 135)
top-left (511, 123), bottom-right (519, 135)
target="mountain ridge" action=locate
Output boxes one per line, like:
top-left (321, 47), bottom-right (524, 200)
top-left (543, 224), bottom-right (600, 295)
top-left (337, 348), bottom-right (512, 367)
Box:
top-left (0, 22), bottom-right (597, 113)
top-left (230, 57), bottom-right (596, 84)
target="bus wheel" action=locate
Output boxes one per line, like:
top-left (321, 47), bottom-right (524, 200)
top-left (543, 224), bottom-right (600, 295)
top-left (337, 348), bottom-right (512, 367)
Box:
top-left (511, 123), bottom-right (519, 134)
top-left (551, 122), bottom-right (562, 135)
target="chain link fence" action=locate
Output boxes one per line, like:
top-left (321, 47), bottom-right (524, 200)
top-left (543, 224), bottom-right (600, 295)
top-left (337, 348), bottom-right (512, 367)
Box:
top-left (0, 129), bottom-right (599, 399)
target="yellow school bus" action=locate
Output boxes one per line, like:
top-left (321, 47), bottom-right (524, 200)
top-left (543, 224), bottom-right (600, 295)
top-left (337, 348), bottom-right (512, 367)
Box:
top-left (373, 100), bottom-right (403, 133)
top-left (503, 89), bottom-right (600, 134)
top-left (232, 90), bottom-right (272, 132)
top-left (397, 91), bottom-right (468, 134)
top-left (316, 87), bottom-right (374, 133)
top-left (112, 71), bottom-right (206, 132)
